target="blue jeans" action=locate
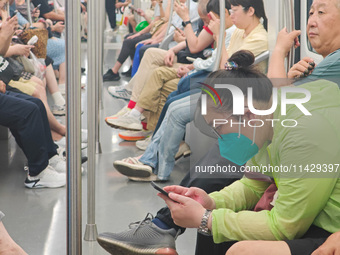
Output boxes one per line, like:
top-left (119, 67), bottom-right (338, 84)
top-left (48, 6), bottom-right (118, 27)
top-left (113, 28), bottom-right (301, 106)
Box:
top-left (140, 93), bottom-right (200, 180)
top-left (153, 70), bottom-right (209, 134)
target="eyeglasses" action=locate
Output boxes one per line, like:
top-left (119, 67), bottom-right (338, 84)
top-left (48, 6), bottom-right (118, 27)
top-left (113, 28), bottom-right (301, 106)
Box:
top-left (229, 6), bottom-right (246, 14)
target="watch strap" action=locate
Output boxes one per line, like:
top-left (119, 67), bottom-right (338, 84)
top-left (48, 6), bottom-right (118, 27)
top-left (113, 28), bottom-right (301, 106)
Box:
top-left (197, 209), bottom-right (212, 236)
top-left (182, 20), bottom-right (191, 27)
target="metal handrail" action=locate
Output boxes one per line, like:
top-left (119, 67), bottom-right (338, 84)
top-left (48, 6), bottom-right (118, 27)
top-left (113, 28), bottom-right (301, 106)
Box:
top-left (284, 0), bottom-right (295, 72)
top-left (213, 0), bottom-right (225, 71)
top-left (25, 0), bottom-right (33, 26)
top-left (65, 0), bottom-right (82, 254)
top-left (164, 0), bottom-right (175, 37)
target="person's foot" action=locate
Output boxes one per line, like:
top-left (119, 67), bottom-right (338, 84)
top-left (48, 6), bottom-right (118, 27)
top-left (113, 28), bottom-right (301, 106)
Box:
top-left (136, 136), bottom-right (152, 150)
top-left (105, 106), bottom-right (131, 126)
top-left (97, 214), bottom-right (178, 255)
top-left (24, 165), bottom-right (66, 188)
top-left (103, 69), bottom-right (120, 82)
top-left (175, 141), bottom-right (191, 160)
top-left (108, 87), bottom-right (131, 100)
top-left (51, 104), bottom-right (66, 116)
top-left (114, 156), bottom-right (153, 178)
top-left (119, 129), bottom-right (153, 141)
top-left (121, 66), bottom-right (132, 77)
top-left (107, 114), bottom-right (143, 131)
top-left (128, 174), bottom-right (163, 182)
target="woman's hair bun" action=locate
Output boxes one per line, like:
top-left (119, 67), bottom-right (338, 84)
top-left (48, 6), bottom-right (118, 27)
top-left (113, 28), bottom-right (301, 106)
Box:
top-left (228, 50), bottom-right (255, 69)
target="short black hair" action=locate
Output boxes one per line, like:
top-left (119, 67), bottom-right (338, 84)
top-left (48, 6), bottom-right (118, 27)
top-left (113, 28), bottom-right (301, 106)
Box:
top-left (206, 0), bottom-right (231, 15)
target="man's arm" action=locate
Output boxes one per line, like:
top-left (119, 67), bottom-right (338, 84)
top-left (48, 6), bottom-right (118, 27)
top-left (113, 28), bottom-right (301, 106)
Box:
top-left (0, 16), bottom-right (18, 56)
top-left (43, 11), bottom-right (65, 22)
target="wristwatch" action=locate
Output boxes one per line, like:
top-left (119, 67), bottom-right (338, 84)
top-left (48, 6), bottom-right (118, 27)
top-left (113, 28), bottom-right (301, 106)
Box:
top-left (197, 209), bottom-right (212, 236)
top-left (182, 20), bottom-right (191, 27)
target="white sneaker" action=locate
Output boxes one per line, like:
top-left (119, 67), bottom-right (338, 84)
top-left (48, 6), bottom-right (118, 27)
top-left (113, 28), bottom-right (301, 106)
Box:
top-left (108, 85), bottom-right (128, 95)
top-left (136, 136), bottom-right (152, 151)
top-left (25, 165), bottom-right (66, 188)
top-left (49, 153), bottom-right (66, 173)
top-left (105, 106), bottom-right (131, 126)
top-left (107, 114), bottom-right (143, 131)
top-left (108, 88), bottom-right (131, 100)
top-left (51, 104), bottom-right (66, 116)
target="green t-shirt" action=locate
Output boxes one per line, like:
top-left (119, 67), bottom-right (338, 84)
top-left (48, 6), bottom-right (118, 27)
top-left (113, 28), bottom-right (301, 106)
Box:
top-left (209, 80), bottom-right (340, 243)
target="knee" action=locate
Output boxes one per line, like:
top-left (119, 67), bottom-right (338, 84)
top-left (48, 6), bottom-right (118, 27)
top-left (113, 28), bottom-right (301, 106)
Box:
top-left (226, 241), bottom-right (254, 255)
top-left (32, 85), bottom-right (44, 99)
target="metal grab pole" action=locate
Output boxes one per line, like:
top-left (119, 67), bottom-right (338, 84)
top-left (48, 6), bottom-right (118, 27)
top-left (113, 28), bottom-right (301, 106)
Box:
top-left (95, 0), bottom-right (103, 154)
top-left (25, 0), bottom-right (33, 26)
top-left (165, 0), bottom-right (175, 36)
top-left (284, 0), bottom-right (295, 72)
top-left (83, 0), bottom-right (100, 242)
top-left (65, 0), bottom-right (82, 254)
top-left (213, 0), bottom-right (225, 71)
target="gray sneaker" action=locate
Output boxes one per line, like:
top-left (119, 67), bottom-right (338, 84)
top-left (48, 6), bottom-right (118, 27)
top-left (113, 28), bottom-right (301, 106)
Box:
top-left (97, 213), bottom-right (179, 255)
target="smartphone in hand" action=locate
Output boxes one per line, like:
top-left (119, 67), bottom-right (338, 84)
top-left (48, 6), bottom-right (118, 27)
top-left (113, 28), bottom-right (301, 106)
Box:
top-left (151, 181), bottom-right (178, 202)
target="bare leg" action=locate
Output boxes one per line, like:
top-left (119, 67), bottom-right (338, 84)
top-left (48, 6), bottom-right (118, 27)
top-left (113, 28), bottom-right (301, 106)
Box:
top-left (32, 85), bottom-right (66, 136)
top-left (111, 62), bottom-right (123, 74)
top-left (134, 105), bottom-right (144, 113)
top-left (58, 62), bottom-right (66, 84)
top-left (226, 241), bottom-right (291, 255)
top-left (45, 64), bottom-right (61, 94)
top-left (0, 222), bottom-right (27, 255)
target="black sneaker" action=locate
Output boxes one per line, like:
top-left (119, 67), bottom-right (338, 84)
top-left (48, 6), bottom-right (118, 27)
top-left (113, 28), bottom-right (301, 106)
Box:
top-left (97, 213), bottom-right (179, 255)
top-left (103, 69), bottom-right (121, 82)
top-left (121, 66), bottom-right (132, 77)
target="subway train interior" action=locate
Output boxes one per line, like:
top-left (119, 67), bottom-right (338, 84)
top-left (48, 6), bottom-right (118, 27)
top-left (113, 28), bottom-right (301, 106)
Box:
top-left (0, 0), bottom-right (335, 254)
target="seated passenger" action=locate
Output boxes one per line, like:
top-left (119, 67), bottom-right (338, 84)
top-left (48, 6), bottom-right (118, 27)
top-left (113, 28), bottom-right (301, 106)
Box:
top-left (158, 52), bottom-right (340, 255)
top-left (110, 1), bottom-right (268, 175)
top-left (103, 0), bottom-right (199, 82)
top-left (267, 0), bottom-right (340, 85)
top-left (98, 51), bottom-right (340, 255)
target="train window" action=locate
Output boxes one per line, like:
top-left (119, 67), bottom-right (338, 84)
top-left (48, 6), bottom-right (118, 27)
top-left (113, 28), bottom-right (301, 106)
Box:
top-left (306, 0), bottom-right (318, 54)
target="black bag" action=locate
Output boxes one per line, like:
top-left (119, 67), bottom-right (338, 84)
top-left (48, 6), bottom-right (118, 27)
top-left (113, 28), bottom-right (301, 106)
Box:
top-left (177, 47), bottom-right (208, 64)
top-left (6, 57), bottom-right (24, 81)
top-left (0, 57), bottom-right (15, 85)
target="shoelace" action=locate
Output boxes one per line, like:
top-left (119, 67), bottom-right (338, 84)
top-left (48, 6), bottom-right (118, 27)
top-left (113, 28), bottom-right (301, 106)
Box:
top-left (129, 213), bottom-right (154, 235)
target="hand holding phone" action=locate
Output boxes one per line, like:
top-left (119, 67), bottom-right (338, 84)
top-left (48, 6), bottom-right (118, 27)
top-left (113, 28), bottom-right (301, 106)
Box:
top-left (171, 24), bottom-right (181, 33)
top-left (11, 10), bottom-right (18, 17)
top-left (36, 4), bottom-right (41, 10)
top-left (151, 182), bottom-right (177, 202)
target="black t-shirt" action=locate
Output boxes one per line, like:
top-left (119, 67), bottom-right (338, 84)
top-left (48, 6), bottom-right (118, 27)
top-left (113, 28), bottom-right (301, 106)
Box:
top-left (31, 0), bottom-right (54, 17)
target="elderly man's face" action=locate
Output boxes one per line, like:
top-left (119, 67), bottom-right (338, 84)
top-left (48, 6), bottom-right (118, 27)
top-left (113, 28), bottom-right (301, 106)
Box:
top-left (307, 0), bottom-right (340, 57)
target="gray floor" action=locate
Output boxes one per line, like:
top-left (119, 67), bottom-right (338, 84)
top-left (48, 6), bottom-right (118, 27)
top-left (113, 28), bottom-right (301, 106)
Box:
top-left (0, 31), bottom-right (197, 255)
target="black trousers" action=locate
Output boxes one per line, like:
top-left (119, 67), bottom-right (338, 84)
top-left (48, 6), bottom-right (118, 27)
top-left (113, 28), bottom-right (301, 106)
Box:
top-left (105, 0), bottom-right (117, 29)
top-left (117, 33), bottom-right (152, 64)
top-left (0, 91), bottom-right (57, 176)
top-left (155, 142), bottom-right (244, 253)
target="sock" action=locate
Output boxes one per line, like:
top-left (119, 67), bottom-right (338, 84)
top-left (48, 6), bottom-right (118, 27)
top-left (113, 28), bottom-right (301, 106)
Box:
top-left (142, 121), bottom-right (148, 130)
top-left (152, 218), bottom-right (171, 230)
top-left (129, 108), bottom-right (142, 119)
top-left (127, 100), bottom-right (136, 109)
top-left (51, 91), bottom-right (66, 106)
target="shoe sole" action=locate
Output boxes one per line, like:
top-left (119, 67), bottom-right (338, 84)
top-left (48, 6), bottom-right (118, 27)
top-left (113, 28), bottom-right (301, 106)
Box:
top-left (97, 236), bottom-right (178, 255)
top-left (53, 112), bottom-right (66, 116)
top-left (25, 181), bottom-right (66, 189)
top-left (175, 151), bottom-right (191, 161)
top-left (118, 133), bottom-right (149, 141)
top-left (106, 121), bottom-right (143, 131)
top-left (103, 77), bottom-right (121, 82)
top-left (113, 161), bottom-right (152, 178)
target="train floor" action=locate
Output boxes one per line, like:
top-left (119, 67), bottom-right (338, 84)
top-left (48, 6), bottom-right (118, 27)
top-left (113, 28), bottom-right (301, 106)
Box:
top-left (0, 30), bottom-right (196, 255)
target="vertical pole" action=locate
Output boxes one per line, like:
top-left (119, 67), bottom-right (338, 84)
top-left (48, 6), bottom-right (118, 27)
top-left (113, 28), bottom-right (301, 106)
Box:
top-left (25, 0), bottom-right (33, 26)
top-left (65, 0), bottom-right (82, 254)
top-left (83, 0), bottom-right (100, 242)
top-left (213, 0), bottom-right (225, 71)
